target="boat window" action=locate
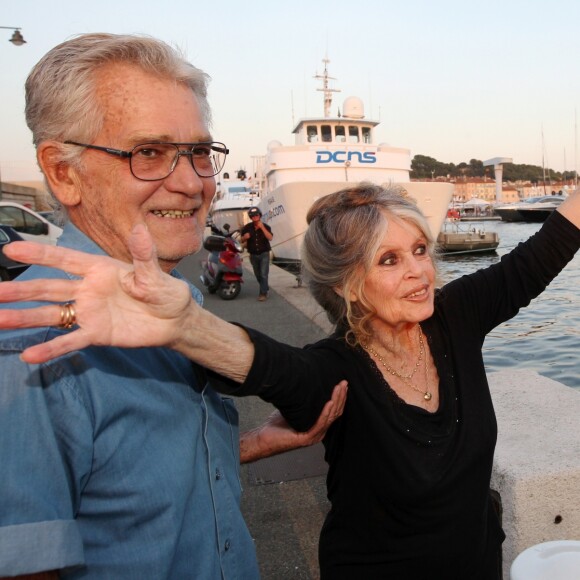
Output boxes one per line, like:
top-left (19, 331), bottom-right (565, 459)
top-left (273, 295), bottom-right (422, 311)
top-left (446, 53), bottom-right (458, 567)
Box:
top-left (321, 125), bottom-right (332, 142)
top-left (335, 126), bottom-right (346, 143)
top-left (307, 126), bottom-right (318, 143)
top-left (348, 126), bottom-right (359, 143)
top-left (362, 127), bottom-right (371, 143)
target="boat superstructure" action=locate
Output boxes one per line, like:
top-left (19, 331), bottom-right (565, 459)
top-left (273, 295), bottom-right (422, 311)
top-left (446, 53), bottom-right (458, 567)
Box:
top-left (209, 173), bottom-right (260, 233)
top-left (253, 59), bottom-right (454, 265)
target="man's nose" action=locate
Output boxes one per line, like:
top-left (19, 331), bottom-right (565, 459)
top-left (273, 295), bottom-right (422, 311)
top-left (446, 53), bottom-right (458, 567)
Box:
top-left (165, 152), bottom-right (205, 194)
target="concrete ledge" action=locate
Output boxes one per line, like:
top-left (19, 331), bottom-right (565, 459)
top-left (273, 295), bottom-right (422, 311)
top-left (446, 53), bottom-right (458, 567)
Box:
top-left (489, 370), bottom-right (580, 578)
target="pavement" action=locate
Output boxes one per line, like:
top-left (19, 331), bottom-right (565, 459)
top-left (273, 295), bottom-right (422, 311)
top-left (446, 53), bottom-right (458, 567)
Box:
top-left (177, 252), bottom-right (333, 580)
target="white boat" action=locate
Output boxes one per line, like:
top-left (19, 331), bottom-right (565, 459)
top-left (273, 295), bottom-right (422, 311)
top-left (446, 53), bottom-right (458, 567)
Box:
top-left (512, 194), bottom-right (567, 223)
top-left (252, 59), bottom-right (454, 265)
top-left (494, 194), bottom-right (567, 223)
top-left (209, 173), bottom-right (260, 233)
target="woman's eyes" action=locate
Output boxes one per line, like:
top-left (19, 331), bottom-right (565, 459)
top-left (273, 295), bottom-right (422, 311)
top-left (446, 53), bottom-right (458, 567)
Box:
top-left (379, 253), bottom-right (397, 266)
top-left (379, 244), bottom-right (427, 266)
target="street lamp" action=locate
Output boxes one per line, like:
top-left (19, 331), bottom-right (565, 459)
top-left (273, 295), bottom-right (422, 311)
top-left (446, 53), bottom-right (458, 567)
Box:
top-left (0, 26), bottom-right (26, 46)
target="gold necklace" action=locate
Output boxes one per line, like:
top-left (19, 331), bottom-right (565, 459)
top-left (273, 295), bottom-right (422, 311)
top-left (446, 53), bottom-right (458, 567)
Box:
top-left (363, 326), bottom-right (432, 402)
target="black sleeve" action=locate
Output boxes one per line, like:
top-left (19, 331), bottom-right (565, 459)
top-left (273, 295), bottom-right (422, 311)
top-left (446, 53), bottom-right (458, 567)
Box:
top-left (438, 210), bottom-right (580, 342)
top-left (207, 326), bottom-right (349, 431)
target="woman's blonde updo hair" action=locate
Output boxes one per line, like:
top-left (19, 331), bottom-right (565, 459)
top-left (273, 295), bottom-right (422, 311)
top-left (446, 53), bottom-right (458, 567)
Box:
top-left (301, 182), bottom-right (436, 345)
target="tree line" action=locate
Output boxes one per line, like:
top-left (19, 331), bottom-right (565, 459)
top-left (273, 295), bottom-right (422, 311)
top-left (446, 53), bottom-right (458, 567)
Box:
top-left (411, 154), bottom-right (578, 183)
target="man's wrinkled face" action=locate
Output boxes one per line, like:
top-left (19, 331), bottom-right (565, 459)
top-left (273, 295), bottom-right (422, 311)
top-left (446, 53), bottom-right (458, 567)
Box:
top-left (68, 63), bottom-right (216, 272)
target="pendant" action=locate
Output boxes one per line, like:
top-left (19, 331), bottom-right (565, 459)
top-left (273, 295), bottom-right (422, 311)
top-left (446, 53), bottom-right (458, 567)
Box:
top-left (424, 392), bottom-right (432, 401)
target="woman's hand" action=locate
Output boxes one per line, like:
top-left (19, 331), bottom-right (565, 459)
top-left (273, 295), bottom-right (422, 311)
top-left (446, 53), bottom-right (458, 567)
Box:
top-left (0, 224), bottom-right (195, 363)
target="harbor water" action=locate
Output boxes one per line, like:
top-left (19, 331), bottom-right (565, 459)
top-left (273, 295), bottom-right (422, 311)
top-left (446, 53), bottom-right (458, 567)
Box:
top-left (438, 220), bottom-right (580, 390)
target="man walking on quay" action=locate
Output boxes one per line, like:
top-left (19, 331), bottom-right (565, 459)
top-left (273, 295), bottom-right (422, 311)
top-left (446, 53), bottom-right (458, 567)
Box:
top-left (241, 206), bottom-right (273, 301)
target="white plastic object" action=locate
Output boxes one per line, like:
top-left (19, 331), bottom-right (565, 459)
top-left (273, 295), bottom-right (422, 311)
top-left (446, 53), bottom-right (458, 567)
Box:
top-left (510, 540), bottom-right (580, 580)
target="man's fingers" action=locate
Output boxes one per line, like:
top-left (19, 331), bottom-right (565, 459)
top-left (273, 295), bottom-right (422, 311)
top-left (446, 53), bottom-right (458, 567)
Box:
top-left (3, 241), bottom-right (106, 276)
top-left (128, 223), bottom-right (156, 263)
top-left (0, 304), bottom-right (69, 330)
top-left (20, 331), bottom-right (91, 364)
top-left (330, 380), bottom-right (348, 417)
top-left (127, 224), bottom-right (167, 294)
top-left (0, 279), bottom-right (79, 305)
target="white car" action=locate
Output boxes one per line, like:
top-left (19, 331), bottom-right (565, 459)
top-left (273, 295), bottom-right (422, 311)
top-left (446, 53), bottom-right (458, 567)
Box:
top-left (0, 201), bottom-right (63, 245)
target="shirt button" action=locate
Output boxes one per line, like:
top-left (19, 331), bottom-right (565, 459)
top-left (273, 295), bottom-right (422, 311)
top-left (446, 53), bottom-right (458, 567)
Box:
top-left (224, 540), bottom-right (231, 551)
top-left (215, 468), bottom-right (222, 480)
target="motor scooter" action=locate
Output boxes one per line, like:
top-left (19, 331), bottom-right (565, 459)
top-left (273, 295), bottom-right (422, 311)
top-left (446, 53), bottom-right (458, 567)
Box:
top-left (200, 223), bottom-right (244, 300)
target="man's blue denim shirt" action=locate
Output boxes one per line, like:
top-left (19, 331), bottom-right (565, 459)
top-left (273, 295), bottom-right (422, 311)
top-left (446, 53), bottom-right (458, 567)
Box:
top-left (0, 223), bottom-right (259, 579)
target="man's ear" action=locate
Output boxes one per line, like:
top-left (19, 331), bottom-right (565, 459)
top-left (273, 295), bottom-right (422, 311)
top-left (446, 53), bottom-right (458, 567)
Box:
top-left (37, 141), bottom-right (82, 207)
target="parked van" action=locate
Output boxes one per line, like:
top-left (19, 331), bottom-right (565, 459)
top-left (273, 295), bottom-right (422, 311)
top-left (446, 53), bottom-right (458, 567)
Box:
top-left (0, 201), bottom-right (63, 245)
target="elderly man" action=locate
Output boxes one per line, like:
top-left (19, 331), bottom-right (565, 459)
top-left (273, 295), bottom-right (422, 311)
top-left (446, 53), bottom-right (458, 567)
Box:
top-left (0, 34), bottom-right (345, 579)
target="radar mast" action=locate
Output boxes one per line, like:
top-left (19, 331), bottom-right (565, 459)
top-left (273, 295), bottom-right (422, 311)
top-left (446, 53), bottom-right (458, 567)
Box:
top-left (314, 57), bottom-right (341, 118)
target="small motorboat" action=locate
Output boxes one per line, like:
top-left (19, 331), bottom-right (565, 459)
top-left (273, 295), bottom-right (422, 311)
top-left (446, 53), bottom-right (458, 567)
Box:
top-left (437, 221), bottom-right (499, 255)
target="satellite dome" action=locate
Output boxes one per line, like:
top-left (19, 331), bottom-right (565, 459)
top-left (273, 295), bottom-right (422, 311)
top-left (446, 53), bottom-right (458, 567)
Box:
top-left (342, 96), bottom-right (364, 119)
top-left (267, 140), bottom-right (283, 150)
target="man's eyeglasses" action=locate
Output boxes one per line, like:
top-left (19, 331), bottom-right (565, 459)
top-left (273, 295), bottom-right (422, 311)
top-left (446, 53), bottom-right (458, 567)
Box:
top-left (64, 141), bottom-right (229, 181)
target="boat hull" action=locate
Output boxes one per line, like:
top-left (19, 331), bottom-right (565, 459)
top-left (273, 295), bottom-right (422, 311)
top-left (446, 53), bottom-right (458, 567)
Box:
top-left (515, 209), bottom-right (554, 223)
top-left (260, 181), bottom-right (454, 263)
top-left (492, 208), bottom-right (525, 222)
top-left (437, 230), bottom-right (499, 254)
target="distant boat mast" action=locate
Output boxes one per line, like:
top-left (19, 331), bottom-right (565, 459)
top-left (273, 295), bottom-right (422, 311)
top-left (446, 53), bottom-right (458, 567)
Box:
top-left (574, 109), bottom-right (578, 189)
top-left (314, 57), bottom-right (341, 118)
top-left (541, 124), bottom-right (548, 195)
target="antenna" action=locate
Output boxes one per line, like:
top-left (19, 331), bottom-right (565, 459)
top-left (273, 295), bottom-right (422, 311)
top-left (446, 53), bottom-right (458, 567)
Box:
top-left (564, 147), bottom-right (567, 185)
top-left (368, 76), bottom-right (373, 120)
top-left (541, 124), bottom-right (547, 194)
top-left (574, 109), bottom-right (578, 189)
top-left (291, 89), bottom-right (295, 128)
top-left (314, 56), bottom-right (340, 118)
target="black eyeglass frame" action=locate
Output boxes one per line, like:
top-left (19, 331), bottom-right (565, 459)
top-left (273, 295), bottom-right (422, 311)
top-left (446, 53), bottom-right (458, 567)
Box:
top-left (64, 140), bottom-right (229, 180)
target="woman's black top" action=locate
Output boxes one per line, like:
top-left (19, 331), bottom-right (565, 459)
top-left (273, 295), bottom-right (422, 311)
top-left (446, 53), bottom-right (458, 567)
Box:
top-left (216, 211), bottom-right (580, 579)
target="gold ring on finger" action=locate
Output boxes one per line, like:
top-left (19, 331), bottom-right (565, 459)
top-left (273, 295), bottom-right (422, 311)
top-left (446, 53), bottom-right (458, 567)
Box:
top-left (58, 302), bottom-right (77, 329)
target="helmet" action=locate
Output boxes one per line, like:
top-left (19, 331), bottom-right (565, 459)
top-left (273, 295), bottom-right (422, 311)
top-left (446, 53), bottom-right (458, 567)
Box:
top-left (248, 206), bottom-right (262, 217)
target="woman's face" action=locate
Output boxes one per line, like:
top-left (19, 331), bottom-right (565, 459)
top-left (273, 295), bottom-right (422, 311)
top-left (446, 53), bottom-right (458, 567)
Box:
top-left (359, 216), bottom-right (435, 331)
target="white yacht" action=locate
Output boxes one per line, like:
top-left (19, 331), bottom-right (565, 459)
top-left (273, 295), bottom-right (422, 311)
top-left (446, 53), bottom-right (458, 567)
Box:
top-left (209, 172), bottom-right (260, 233)
top-left (252, 59), bottom-right (454, 265)
top-left (494, 194), bottom-right (567, 223)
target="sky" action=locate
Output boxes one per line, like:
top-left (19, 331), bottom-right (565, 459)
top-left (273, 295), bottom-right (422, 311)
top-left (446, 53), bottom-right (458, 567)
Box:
top-left (1, 0), bottom-right (579, 183)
